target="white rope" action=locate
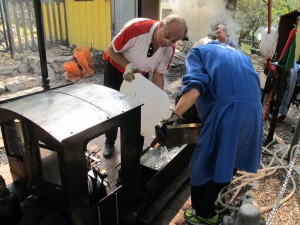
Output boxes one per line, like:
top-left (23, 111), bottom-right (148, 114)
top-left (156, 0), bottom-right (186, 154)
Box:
top-left (216, 142), bottom-right (299, 219)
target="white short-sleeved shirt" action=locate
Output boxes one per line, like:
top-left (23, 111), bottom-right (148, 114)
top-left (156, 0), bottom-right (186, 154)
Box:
top-left (107, 18), bottom-right (175, 74)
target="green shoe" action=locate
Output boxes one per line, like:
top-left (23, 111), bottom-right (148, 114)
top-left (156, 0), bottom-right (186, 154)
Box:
top-left (184, 209), bottom-right (219, 225)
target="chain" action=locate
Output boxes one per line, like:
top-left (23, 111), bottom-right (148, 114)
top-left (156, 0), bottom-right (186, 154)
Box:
top-left (266, 143), bottom-right (300, 225)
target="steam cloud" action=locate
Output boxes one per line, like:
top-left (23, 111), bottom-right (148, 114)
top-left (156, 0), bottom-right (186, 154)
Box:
top-left (162, 0), bottom-right (240, 44)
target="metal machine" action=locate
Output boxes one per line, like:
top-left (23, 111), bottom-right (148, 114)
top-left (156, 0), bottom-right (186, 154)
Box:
top-left (0, 83), bottom-right (198, 225)
top-left (262, 10), bottom-right (300, 145)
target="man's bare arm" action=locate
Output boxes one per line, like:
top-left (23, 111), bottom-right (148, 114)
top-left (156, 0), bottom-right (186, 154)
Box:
top-left (107, 43), bottom-right (130, 69)
top-left (173, 88), bottom-right (200, 116)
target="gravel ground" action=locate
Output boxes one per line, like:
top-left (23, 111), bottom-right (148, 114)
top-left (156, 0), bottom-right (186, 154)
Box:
top-left (1, 47), bottom-right (300, 224)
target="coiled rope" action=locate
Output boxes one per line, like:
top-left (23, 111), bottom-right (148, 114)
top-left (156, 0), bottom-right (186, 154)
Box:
top-left (216, 137), bottom-right (300, 223)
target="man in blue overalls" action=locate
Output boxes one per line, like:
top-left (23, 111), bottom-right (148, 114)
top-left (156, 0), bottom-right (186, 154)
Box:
top-left (166, 42), bottom-right (263, 225)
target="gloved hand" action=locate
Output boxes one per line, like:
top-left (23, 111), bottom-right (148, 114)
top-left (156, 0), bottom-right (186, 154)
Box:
top-left (154, 112), bottom-right (182, 145)
top-left (161, 111), bottom-right (182, 125)
top-left (122, 63), bottom-right (141, 82)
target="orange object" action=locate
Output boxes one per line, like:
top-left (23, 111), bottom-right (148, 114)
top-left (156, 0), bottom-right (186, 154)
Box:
top-left (73, 46), bottom-right (95, 77)
top-left (63, 61), bottom-right (82, 82)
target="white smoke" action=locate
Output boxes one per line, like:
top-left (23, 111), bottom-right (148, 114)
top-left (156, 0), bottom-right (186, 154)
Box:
top-left (162, 0), bottom-right (240, 44)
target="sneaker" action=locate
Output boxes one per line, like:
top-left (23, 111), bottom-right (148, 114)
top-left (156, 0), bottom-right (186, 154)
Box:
top-left (184, 209), bottom-right (219, 225)
top-left (103, 143), bottom-right (115, 158)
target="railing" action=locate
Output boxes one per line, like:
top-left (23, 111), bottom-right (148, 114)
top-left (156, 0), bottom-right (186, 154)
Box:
top-left (0, 0), bottom-right (11, 52)
top-left (0, 0), bottom-right (67, 53)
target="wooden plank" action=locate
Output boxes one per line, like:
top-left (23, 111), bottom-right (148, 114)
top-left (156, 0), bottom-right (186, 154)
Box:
top-left (11, 0), bottom-right (23, 50)
top-left (59, 1), bottom-right (67, 41)
top-left (20, 0), bottom-right (29, 49)
top-left (73, 1), bottom-right (81, 45)
top-left (78, 1), bottom-right (87, 46)
top-left (104, 0), bottom-right (111, 49)
top-left (85, 1), bottom-right (93, 48)
top-left (3, 0), bottom-right (16, 51)
top-left (92, 0), bottom-right (101, 50)
top-left (64, 0), bottom-right (111, 50)
top-left (66, 0), bottom-right (74, 45)
top-left (25, 1), bottom-right (36, 48)
top-left (51, 1), bottom-right (58, 41)
top-left (43, 2), bottom-right (53, 44)
top-left (150, 185), bottom-right (191, 225)
top-left (65, 0), bottom-right (75, 44)
top-left (47, 2), bottom-right (53, 44)
top-left (140, 0), bottom-right (159, 20)
top-left (54, 0), bottom-right (63, 41)
top-left (99, 0), bottom-right (106, 49)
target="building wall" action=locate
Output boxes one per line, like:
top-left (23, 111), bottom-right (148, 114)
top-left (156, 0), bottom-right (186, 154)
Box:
top-left (111, 0), bottom-right (137, 37)
top-left (65, 0), bottom-right (111, 51)
top-left (139, 0), bottom-right (159, 20)
top-left (160, 1), bottom-right (172, 19)
top-left (111, 0), bottom-right (159, 37)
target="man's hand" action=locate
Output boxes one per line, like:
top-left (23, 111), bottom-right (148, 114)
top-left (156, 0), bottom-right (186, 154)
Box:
top-left (162, 112), bottom-right (182, 125)
top-left (123, 63), bottom-right (141, 82)
top-left (154, 112), bottom-right (182, 145)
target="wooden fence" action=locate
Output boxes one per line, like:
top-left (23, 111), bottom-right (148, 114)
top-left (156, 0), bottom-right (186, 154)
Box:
top-left (0, 0), bottom-right (67, 52)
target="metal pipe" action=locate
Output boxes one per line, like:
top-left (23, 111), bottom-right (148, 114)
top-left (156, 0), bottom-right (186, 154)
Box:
top-left (288, 116), bottom-right (300, 159)
top-left (33, 0), bottom-right (50, 90)
top-left (14, 119), bottom-right (25, 146)
top-left (264, 66), bottom-right (287, 145)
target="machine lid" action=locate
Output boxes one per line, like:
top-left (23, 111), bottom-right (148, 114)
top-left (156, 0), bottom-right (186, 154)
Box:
top-left (0, 83), bottom-right (142, 141)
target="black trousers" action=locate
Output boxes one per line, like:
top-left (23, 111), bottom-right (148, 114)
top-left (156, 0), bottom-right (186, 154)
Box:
top-left (103, 61), bottom-right (149, 144)
top-left (191, 168), bottom-right (237, 218)
top-left (103, 61), bottom-right (123, 144)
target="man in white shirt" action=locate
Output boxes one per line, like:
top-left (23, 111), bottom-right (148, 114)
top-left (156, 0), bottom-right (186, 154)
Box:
top-left (102, 14), bottom-right (188, 157)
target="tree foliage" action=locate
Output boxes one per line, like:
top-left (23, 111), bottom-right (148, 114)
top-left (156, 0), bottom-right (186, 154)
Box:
top-left (235, 0), bottom-right (300, 44)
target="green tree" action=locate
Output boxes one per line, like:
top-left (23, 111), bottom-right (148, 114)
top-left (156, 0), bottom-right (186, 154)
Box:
top-left (235, 0), bottom-right (300, 46)
top-left (271, 0), bottom-right (300, 24)
top-left (235, 0), bottom-right (268, 42)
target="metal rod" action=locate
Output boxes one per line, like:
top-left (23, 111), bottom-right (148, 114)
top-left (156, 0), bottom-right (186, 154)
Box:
top-left (288, 115), bottom-right (300, 159)
top-left (51, 1), bottom-right (58, 42)
top-left (0, 0), bottom-right (8, 52)
top-left (11, 0), bottom-right (23, 50)
top-left (267, 0), bottom-right (272, 34)
top-left (20, 0), bottom-right (29, 49)
top-left (25, 1), bottom-right (36, 48)
top-left (44, 2), bottom-right (53, 45)
top-left (264, 66), bottom-right (287, 145)
top-left (55, 0), bottom-right (63, 42)
top-left (33, 0), bottom-right (50, 90)
top-left (62, 0), bottom-right (69, 45)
